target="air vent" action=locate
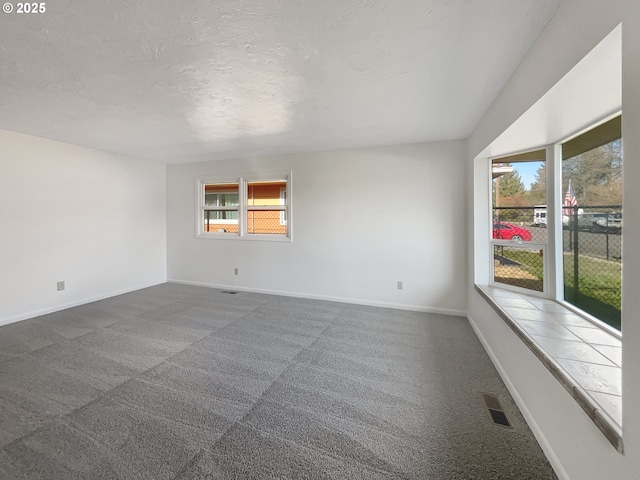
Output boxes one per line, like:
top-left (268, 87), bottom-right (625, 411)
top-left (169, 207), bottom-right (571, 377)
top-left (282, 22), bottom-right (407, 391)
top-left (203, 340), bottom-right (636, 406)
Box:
top-left (221, 291), bottom-right (238, 295)
top-left (482, 393), bottom-right (512, 428)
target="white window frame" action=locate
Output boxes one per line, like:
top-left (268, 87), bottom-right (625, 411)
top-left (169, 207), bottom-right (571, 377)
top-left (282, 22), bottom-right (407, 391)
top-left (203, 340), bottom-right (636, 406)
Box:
top-left (196, 172), bottom-right (292, 242)
top-left (553, 117), bottom-right (622, 334)
top-left (489, 151), bottom-right (548, 297)
top-left (279, 187), bottom-right (287, 225)
top-left (486, 115), bottom-right (622, 334)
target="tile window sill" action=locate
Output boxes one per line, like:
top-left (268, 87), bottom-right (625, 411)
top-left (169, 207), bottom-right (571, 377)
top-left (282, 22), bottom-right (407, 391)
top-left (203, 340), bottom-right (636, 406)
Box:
top-left (475, 284), bottom-right (623, 453)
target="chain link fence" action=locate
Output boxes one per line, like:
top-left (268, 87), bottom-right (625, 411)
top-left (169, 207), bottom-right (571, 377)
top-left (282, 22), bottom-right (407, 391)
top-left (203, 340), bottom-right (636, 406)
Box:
top-left (563, 205), bottom-right (621, 329)
top-left (492, 205), bottom-right (622, 329)
top-left (247, 210), bottom-right (286, 235)
top-left (494, 245), bottom-right (544, 292)
top-left (203, 210), bottom-right (286, 235)
top-left (493, 207), bottom-right (545, 293)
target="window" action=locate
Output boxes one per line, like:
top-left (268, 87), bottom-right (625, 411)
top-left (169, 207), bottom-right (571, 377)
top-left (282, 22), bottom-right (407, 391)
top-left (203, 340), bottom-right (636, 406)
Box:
top-left (561, 117), bottom-right (622, 330)
top-left (203, 184), bottom-right (239, 233)
top-left (247, 181), bottom-right (287, 235)
top-left (491, 150), bottom-right (547, 293)
top-left (488, 115), bottom-right (622, 330)
top-left (196, 173), bottom-right (291, 241)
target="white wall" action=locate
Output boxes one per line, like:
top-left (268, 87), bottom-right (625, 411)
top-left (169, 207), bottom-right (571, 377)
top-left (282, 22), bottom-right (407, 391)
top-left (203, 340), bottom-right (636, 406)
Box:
top-left (467, 1), bottom-right (640, 479)
top-left (167, 141), bottom-right (467, 314)
top-left (0, 130), bottom-right (167, 324)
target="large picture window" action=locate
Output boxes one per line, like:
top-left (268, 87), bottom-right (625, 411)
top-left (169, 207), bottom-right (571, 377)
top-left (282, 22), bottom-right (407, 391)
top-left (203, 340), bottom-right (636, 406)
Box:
top-left (488, 115), bottom-right (622, 331)
top-left (196, 173), bottom-right (291, 241)
top-left (561, 116), bottom-right (622, 329)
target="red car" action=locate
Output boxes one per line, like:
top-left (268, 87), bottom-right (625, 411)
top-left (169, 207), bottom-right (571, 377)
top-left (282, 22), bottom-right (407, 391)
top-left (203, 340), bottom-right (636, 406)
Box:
top-left (493, 222), bottom-right (532, 241)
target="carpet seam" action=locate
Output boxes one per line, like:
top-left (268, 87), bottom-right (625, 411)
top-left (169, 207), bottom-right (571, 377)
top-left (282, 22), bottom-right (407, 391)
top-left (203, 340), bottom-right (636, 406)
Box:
top-left (206, 309), bottom-right (346, 454)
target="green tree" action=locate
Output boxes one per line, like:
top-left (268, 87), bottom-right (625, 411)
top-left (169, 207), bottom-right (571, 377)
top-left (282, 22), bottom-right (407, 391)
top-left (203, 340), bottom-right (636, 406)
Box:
top-left (563, 139), bottom-right (622, 206)
top-left (528, 163), bottom-right (546, 205)
top-left (493, 163), bottom-right (527, 222)
top-left (493, 164), bottom-right (525, 207)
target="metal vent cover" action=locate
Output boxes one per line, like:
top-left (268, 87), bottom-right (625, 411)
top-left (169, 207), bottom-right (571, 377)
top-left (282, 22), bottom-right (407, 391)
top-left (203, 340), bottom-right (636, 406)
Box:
top-left (482, 393), bottom-right (512, 429)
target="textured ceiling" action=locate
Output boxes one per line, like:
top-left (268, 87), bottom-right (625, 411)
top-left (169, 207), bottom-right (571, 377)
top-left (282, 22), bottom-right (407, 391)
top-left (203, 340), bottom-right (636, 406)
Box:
top-left (0, 0), bottom-right (560, 163)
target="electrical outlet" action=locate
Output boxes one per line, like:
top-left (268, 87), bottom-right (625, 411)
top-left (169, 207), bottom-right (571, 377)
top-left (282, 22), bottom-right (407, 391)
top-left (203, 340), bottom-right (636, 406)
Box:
top-left (57, 281), bottom-right (65, 291)
top-left (397, 281), bottom-right (403, 290)
top-left (234, 268), bottom-right (239, 275)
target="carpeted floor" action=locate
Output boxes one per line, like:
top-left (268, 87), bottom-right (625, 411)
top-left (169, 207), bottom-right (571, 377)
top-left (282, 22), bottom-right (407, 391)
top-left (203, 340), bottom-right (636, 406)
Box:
top-left (0, 283), bottom-right (557, 479)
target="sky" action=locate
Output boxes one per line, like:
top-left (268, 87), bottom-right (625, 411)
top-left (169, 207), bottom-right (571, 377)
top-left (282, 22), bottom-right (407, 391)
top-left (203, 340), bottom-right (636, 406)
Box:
top-left (514, 161), bottom-right (543, 191)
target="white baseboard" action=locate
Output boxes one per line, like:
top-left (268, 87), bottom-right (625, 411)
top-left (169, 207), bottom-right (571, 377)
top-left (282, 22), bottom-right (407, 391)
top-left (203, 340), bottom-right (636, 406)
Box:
top-left (467, 313), bottom-right (570, 480)
top-left (0, 280), bottom-right (166, 327)
top-left (168, 278), bottom-right (467, 317)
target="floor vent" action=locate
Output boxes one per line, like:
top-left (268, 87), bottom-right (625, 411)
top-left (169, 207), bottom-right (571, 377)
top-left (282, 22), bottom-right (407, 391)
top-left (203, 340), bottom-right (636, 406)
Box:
top-left (221, 291), bottom-right (238, 294)
top-left (482, 393), bottom-right (512, 428)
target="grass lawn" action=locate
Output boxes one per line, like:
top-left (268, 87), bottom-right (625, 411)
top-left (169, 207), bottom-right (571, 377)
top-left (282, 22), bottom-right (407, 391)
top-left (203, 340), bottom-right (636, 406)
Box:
top-left (493, 248), bottom-right (544, 292)
top-left (496, 249), bottom-right (544, 280)
top-left (563, 253), bottom-right (621, 330)
top-left (497, 247), bottom-right (621, 330)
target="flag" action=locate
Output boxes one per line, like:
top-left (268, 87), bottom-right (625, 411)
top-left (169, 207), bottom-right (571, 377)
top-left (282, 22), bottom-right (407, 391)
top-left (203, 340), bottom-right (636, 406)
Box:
top-left (563, 179), bottom-right (577, 215)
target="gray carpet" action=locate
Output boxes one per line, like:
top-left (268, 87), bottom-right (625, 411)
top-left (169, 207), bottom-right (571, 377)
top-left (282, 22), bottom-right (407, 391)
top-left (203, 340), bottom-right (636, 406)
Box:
top-left (0, 283), bottom-right (557, 479)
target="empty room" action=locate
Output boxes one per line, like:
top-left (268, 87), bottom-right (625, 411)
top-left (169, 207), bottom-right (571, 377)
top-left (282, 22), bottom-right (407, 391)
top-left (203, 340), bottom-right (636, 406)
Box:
top-left (1, 0), bottom-right (639, 479)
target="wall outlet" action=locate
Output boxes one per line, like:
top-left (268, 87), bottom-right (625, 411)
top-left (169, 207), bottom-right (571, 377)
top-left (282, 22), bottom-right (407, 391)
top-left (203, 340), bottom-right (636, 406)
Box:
top-left (397, 281), bottom-right (403, 290)
top-left (57, 281), bottom-right (65, 291)
top-left (234, 268), bottom-right (239, 275)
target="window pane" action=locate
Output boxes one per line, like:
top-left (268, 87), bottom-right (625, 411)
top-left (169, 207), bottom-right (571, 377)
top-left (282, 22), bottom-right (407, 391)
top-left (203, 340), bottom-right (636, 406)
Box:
top-left (492, 155), bottom-right (546, 243)
top-left (205, 210), bottom-right (239, 221)
top-left (221, 193), bottom-right (239, 206)
top-left (203, 183), bottom-right (239, 233)
top-left (493, 245), bottom-right (544, 292)
top-left (247, 210), bottom-right (287, 235)
top-left (562, 125), bottom-right (622, 330)
top-left (204, 191), bottom-right (239, 207)
top-left (491, 153), bottom-right (546, 293)
top-left (247, 181), bottom-right (287, 207)
top-left (204, 193), bottom-right (213, 206)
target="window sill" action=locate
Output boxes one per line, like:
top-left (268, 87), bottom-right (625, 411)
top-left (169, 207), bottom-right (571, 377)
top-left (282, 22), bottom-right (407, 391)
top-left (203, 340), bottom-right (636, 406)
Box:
top-left (474, 284), bottom-right (623, 453)
top-left (196, 233), bottom-right (291, 242)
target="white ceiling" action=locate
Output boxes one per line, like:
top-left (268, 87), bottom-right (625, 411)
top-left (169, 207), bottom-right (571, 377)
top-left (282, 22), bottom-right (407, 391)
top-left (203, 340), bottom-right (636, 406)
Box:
top-left (0, 0), bottom-right (560, 164)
